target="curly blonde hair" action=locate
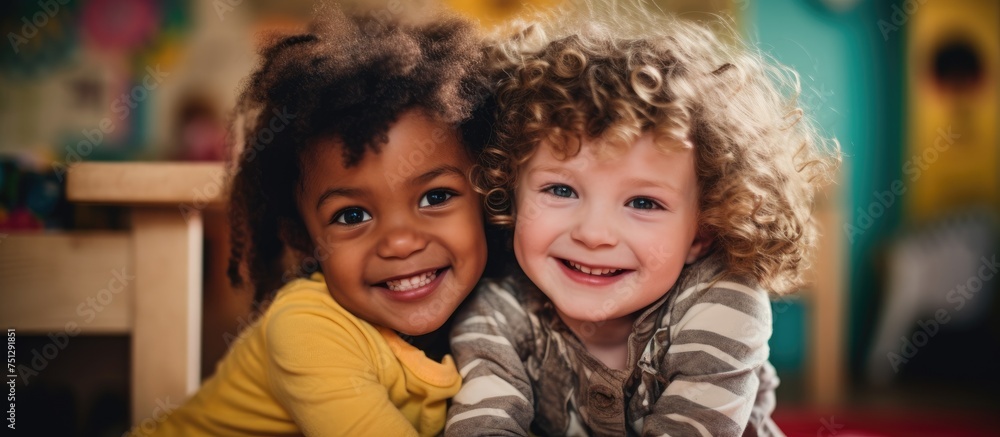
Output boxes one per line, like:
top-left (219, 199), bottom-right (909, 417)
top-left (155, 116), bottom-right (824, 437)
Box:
top-left (475, 5), bottom-right (840, 295)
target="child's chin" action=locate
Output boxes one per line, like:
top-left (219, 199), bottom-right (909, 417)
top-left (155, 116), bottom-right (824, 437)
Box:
top-left (398, 327), bottom-right (436, 337)
top-left (395, 316), bottom-right (448, 337)
top-left (552, 301), bottom-right (616, 324)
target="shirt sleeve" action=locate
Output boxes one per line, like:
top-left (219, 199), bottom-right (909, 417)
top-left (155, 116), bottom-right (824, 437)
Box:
top-left (445, 281), bottom-right (536, 436)
top-left (643, 280), bottom-right (774, 437)
top-left (264, 300), bottom-right (419, 437)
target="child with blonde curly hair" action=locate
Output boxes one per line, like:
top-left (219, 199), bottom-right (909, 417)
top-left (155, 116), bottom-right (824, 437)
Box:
top-left (446, 6), bottom-right (838, 436)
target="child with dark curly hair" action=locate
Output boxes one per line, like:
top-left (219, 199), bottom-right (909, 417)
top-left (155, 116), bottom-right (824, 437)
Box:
top-left (142, 6), bottom-right (494, 437)
top-left (446, 6), bottom-right (839, 437)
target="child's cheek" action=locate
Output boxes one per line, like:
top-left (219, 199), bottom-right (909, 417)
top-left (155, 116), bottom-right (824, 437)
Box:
top-left (516, 189), bottom-right (564, 224)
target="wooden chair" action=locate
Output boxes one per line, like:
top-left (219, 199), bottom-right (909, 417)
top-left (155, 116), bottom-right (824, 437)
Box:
top-left (0, 162), bottom-right (225, 425)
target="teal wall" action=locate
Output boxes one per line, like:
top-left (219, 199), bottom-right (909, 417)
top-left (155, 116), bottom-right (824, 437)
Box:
top-left (747, 0), bottom-right (904, 377)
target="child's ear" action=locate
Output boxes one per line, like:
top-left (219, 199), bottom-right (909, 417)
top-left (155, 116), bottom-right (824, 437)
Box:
top-left (685, 230), bottom-right (713, 264)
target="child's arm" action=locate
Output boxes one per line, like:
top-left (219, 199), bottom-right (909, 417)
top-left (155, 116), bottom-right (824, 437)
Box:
top-left (643, 280), bottom-right (774, 436)
top-left (446, 282), bottom-right (536, 436)
top-left (265, 303), bottom-right (420, 437)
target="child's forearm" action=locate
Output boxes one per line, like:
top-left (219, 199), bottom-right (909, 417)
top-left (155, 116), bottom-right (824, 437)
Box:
top-left (446, 288), bottom-right (535, 436)
top-left (643, 281), bottom-right (775, 436)
top-left (446, 333), bottom-right (534, 435)
top-left (643, 368), bottom-right (764, 435)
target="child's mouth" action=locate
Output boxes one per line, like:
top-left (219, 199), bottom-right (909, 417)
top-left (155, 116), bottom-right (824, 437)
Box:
top-left (379, 268), bottom-right (447, 292)
top-left (561, 259), bottom-right (626, 277)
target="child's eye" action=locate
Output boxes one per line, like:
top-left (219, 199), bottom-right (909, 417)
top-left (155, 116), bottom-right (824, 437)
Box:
top-left (419, 189), bottom-right (455, 207)
top-left (332, 207), bottom-right (372, 225)
top-left (626, 197), bottom-right (663, 210)
top-left (545, 184), bottom-right (577, 198)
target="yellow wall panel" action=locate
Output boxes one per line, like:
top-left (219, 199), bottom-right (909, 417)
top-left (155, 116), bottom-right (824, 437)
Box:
top-left (906, 0), bottom-right (999, 222)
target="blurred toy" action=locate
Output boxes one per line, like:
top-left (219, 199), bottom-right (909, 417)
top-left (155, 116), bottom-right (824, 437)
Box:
top-left (867, 209), bottom-right (999, 385)
top-left (174, 94), bottom-right (226, 161)
top-left (0, 155), bottom-right (70, 231)
top-left (0, 0), bottom-right (79, 78)
top-left (81, 0), bottom-right (159, 52)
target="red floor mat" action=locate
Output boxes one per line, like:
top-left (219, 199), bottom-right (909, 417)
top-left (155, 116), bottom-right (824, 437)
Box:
top-left (772, 408), bottom-right (1000, 437)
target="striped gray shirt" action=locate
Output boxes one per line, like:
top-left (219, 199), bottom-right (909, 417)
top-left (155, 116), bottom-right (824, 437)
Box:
top-left (446, 253), bottom-right (784, 436)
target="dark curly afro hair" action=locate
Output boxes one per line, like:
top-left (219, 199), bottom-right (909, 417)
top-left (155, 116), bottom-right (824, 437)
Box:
top-left (226, 5), bottom-right (493, 303)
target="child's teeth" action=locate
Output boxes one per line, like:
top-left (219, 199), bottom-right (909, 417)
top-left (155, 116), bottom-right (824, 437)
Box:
top-left (569, 261), bottom-right (621, 276)
top-left (386, 271), bottom-right (437, 292)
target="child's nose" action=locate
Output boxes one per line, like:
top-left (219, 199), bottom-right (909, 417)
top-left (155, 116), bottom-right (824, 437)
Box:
top-left (569, 211), bottom-right (618, 249)
top-left (376, 226), bottom-right (429, 259)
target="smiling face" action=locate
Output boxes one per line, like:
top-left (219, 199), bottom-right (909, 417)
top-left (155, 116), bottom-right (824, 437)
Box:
top-left (297, 109), bottom-right (487, 336)
top-left (512, 133), bottom-right (708, 327)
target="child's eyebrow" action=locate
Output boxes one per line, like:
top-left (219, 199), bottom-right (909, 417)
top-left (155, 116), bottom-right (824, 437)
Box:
top-left (410, 165), bottom-right (466, 187)
top-left (526, 166), bottom-right (575, 178)
top-left (621, 177), bottom-right (681, 194)
top-left (315, 187), bottom-right (367, 211)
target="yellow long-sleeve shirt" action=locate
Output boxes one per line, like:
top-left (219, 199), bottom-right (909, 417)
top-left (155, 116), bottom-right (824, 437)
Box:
top-left (141, 274), bottom-right (461, 437)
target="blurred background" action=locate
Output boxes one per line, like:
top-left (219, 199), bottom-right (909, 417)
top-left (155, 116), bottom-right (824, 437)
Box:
top-left (1, 0), bottom-right (998, 435)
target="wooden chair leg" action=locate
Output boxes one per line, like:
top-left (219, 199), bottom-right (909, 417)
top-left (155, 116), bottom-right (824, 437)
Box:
top-left (130, 208), bottom-right (203, 424)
